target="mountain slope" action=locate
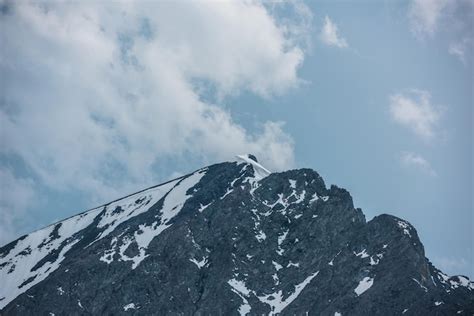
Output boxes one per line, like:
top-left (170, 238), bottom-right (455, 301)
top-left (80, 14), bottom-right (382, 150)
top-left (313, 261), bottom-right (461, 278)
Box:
top-left (1, 155), bottom-right (473, 315)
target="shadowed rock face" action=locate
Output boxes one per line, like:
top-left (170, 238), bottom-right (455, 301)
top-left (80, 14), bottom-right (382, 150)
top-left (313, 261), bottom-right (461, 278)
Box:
top-left (1, 155), bottom-right (473, 315)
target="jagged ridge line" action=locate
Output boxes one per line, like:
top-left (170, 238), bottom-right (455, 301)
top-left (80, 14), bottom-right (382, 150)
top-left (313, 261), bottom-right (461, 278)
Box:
top-left (6, 166), bottom-right (209, 243)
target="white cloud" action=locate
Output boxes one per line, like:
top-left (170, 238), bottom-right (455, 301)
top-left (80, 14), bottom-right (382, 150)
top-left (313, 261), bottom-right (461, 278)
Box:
top-left (408, 0), bottom-right (449, 37)
top-left (320, 15), bottom-right (348, 48)
top-left (400, 151), bottom-right (437, 176)
top-left (408, 0), bottom-right (473, 63)
top-left (0, 168), bottom-right (36, 245)
top-left (0, 1), bottom-right (311, 242)
top-left (449, 37), bottom-right (471, 64)
top-left (389, 90), bottom-right (442, 141)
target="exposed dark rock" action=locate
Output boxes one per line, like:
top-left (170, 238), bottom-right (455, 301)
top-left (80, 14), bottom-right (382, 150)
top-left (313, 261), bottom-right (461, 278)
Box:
top-left (0, 155), bottom-right (472, 315)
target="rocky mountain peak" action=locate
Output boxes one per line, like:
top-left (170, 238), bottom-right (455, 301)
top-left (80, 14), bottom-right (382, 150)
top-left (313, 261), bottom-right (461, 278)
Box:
top-left (1, 156), bottom-right (472, 315)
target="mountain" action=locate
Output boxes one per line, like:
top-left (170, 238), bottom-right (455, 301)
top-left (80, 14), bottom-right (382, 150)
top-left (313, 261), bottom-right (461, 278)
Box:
top-left (0, 154), bottom-right (473, 315)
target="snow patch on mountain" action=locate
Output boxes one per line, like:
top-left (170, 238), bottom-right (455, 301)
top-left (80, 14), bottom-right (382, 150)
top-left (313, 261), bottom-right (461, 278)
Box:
top-left (190, 256), bottom-right (208, 269)
top-left (0, 208), bottom-right (101, 309)
top-left (354, 277), bottom-right (374, 296)
top-left (94, 179), bottom-right (179, 242)
top-left (257, 271), bottom-right (319, 315)
top-left (236, 154), bottom-right (270, 181)
top-left (98, 170), bottom-right (206, 269)
top-left (228, 271), bottom-right (319, 315)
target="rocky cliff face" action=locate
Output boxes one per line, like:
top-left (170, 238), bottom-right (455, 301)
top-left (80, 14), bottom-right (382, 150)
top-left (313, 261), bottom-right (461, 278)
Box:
top-left (1, 155), bottom-right (473, 315)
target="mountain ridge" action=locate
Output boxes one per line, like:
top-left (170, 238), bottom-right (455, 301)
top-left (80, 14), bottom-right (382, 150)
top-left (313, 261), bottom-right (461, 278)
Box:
top-left (1, 155), bottom-right (473, 315)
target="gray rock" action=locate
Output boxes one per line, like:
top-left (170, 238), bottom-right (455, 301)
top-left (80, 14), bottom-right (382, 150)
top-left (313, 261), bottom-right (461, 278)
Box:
top-left (1, 155), bottom-right (472, 315)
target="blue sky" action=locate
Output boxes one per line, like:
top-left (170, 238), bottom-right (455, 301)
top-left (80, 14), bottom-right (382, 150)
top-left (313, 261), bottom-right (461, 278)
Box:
top-left (0, 1), bottom-right (472, 277)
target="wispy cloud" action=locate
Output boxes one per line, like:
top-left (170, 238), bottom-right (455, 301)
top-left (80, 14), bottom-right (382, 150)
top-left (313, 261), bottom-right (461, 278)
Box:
top-left (408, 0), bottom-right (449, 38)
top-left (434, 256), bottom-right (471, 276)
top-left (0, 1), bottom-right (312, 244)
top-left (0, 168), bottom-right (37, 244)
top-left (389, 90), bottom-right (442, 141)
top-left (408, 0), bottom-right (473, 63)
top-left (320, 15), bottom-right (348, 48)
top-left (400, 151), bottom-right (437, 176)
top-left (448, 37), bottom-right (471, 64)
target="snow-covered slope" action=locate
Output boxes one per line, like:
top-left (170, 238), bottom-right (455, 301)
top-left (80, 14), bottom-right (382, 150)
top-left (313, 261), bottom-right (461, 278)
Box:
top-left (1, 155), bottom-right (473, 315)
top-left (0, 208), bottom-right (101, 309)
top-left (0, 168), bottom-right (207, 309)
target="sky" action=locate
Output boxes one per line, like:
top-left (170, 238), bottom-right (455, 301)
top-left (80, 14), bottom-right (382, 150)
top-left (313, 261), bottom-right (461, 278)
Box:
top-left (0, 0), bottom-right (472, 277)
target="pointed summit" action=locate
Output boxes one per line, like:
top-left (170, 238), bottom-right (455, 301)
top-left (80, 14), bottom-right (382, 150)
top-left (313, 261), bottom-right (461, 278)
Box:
top-left (1, 158), bottom-right (472, 314)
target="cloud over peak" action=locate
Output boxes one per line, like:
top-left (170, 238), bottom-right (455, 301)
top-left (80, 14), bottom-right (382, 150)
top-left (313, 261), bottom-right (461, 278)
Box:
top-left (0, 1), bottom-right (311, 244)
